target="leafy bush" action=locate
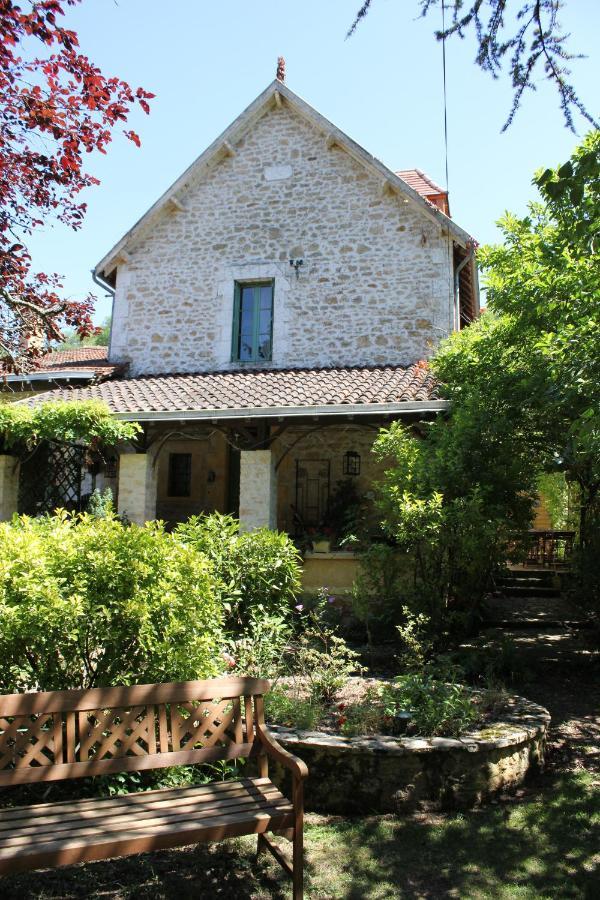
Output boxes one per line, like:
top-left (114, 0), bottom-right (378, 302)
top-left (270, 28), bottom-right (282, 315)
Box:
top-left (373, 420), bottom-right (526, 643)
top-left (264, 689), bottom-right (323, 731)
top-left (0, 400), bottom-right (140, 452)
top-left (174, 513), bottom-right (302, 630)
top-left (226, 606), bottom-right (292, 681)
top-left (351, 543), bottom-right (412, 644)
top-left (291, 589), bottom-right (363, 702)
top-left (0, 511), bottom-right (224, 692)
top-left (86, 487), bottom-right (114, 518)
top-left (380, 672), bottom-right (480, 737)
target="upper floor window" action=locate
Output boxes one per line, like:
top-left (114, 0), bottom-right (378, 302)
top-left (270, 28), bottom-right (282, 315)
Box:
top-left (232, 281), bottom-right (273, 362)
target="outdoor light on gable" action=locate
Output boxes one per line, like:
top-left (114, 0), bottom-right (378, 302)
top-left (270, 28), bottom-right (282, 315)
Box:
top-left (343, 450), bottom-right (361, 476)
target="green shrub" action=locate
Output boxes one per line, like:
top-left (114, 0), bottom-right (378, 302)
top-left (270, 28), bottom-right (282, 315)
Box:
top-left (174, 513), bottom-right (302, 630)
top-left (337, 688), bottom-right (387, 736)
top-left (289, 590), bottom-right (363, 702)
top-left (0, 511), bottom-right (224, 692)
top-left (380, 672), bottom-right (480, 737)
top-left (226, 606), bottom-right (292, 681)
top-left (264, 689), bottom-right (323, 731)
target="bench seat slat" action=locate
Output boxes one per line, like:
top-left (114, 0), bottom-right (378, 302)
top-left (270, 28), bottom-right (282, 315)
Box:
top-left (0, 784), bottom-right (285, 837)
top-left (0, 778), bottom-right (293, 875)
top-left (0, 796), bottom-right (292, 850)
top-left (0, 776), bottom-right (275, 824)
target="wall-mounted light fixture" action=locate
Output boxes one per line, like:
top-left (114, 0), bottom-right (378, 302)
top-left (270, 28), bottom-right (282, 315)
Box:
top-left (207, 469), bottom-right (216, 484)
top-left (343, 450), bottom-right (361, 476)
top-left (289, 258), bottom-right (304, 278)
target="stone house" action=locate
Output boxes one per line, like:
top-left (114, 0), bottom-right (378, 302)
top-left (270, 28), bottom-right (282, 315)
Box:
top-left (4, 78), bottom-right (479, 591)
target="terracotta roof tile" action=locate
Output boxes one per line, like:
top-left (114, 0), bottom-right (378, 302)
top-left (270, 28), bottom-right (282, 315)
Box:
top-left (1, 346), bottom-right (118, 379)
top-left (396, 169), bottom-right (445, 197)
top-left (396, 169), bottom-right (450, 215)
top-left (25, 364), bottom-right (440, 415)
top-left (38, 347), bottom-right (117, 377)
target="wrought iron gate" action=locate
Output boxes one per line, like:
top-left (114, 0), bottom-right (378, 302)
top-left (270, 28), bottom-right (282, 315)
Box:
top-left (18, 441), bottom-right (85, 516)
top-left (295, 459), bottom-right (330, 528)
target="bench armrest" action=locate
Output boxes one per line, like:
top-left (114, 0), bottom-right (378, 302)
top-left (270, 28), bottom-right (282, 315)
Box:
top-left (256, 723), bottom-right (308, 780)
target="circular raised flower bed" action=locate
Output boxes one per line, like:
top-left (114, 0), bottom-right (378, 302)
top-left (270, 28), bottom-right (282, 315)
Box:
top-left (268, 691), bottom-right (550, 812)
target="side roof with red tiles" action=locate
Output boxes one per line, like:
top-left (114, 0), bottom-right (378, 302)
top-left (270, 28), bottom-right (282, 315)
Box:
top-left (396, 169), bottom-right (450, 215)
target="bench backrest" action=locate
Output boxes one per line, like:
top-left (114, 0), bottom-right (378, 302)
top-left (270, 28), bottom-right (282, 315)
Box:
top-left (0, 677), bottom-right (269, 786)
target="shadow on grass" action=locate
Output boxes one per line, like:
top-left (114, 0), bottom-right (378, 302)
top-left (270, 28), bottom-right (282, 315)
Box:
top-left (317, 771), bottom-right (598, 899)
top-left (0, 837), bottom-right (290, 900)
top-left (1, 772), bottom-right (597, 899)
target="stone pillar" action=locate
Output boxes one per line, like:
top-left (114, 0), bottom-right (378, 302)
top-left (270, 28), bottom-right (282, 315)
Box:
top-left (239, 448), bottom-right (277, 531)
top-left (0, 454), bottom-right (20, 521)
top-left (117, 452), bottom-right (157, 524)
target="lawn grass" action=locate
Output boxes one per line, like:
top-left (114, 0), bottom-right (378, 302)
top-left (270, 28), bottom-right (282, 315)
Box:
top-left (2, 769), bottom-right (597, 899)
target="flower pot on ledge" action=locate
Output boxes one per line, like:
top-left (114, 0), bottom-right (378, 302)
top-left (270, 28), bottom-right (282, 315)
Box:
top-left (312, 540), bottom-right (331, 553)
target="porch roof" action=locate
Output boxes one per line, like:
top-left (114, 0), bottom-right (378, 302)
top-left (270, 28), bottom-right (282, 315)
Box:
top-left (24, 363), bottom-right (449, 421)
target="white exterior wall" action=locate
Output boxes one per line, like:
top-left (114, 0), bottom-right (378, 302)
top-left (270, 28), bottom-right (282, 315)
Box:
top-left (109, 102), bottom-right (454, 376)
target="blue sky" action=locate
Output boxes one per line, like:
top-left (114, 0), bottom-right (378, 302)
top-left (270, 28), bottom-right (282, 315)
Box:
top-left (26, 0), bottom-right (600, 324)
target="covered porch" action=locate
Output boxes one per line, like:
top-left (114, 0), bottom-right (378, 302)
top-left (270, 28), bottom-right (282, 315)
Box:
top-left (3, 365), bottom-right (447, 593)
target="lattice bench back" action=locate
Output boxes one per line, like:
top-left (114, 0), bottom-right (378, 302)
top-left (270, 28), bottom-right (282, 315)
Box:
top-left (0, 677), bottom-right (269, 786)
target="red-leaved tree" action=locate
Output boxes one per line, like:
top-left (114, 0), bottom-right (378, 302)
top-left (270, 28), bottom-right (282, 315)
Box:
top-left (0, 0), bottom-right (153, 371)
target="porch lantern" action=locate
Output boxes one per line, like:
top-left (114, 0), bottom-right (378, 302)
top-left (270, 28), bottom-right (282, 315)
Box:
top-left (343, 450), bottom-right (361, 476)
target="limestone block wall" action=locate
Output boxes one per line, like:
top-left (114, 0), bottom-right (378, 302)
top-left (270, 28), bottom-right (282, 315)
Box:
top-left (268, 694), bottom-right (550, 813)
top-left (0, 455), bottom-right (19, 520)
top-left (117, 453), bottom-right (157, 524)
top-left (109, 101), bottom-right (456, 376)
top-left (239, 449), bottom-right (276, 531)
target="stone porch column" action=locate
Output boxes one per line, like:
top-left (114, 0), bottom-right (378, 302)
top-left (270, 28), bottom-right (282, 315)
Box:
top-left (117, 452), bottom-right (157, 524)
top-left (0, 454), bottom-right (20, 520)
top-left (239, 448), bottom-right (277, 531)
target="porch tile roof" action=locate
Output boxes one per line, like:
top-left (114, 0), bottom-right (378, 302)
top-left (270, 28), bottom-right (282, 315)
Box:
top-left (25, 363), bottom-right (439, 416)
top-left (37, 347), bottom-right (118, 378)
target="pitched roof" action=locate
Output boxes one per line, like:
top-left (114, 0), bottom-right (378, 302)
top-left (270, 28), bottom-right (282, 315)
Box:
top-left (95, 81), bottom-right (472, 283)
top-left (396, 169), bottom-right (450, 215)
top-left (24, 364), bottom-right (445, 420)
top-left (1, 346), bottom-right (118, 382)
top-left (38, 347), bottom-right (114, 375)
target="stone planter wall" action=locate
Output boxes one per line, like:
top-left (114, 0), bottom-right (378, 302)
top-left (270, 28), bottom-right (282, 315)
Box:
top-left (268, 694), bottom-right (550, 812)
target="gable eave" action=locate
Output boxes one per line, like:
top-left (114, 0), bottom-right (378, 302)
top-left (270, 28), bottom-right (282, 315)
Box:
top-left (95, 80), bottom-right (473, 280)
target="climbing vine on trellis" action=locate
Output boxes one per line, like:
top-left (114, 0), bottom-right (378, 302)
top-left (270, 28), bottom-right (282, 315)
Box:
top-left (0, 401), bottom-right (141, 457)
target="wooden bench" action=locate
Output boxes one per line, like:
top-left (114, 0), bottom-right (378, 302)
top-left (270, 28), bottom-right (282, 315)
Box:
top-left (0, 677), bottom-right (308, 898)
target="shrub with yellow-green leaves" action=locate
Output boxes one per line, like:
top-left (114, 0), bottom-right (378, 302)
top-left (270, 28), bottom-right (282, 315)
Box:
top-left (0, 511), bottom-right (224, 692)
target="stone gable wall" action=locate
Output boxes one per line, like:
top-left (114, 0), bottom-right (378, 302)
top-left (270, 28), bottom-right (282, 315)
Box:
top-left (110, 103), bottom-right (455, 376)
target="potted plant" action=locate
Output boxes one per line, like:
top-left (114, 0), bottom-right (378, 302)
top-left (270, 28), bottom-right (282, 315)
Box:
top-left (309, 527), bottom-right (334, 553)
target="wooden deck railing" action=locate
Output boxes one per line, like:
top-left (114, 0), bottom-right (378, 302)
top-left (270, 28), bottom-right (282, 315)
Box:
top-left (523, 530), bottom-right (575, 569)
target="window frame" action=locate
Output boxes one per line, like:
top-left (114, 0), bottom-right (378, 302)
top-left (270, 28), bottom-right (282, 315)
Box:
top-left (231, 280), bottom-right (274, 363)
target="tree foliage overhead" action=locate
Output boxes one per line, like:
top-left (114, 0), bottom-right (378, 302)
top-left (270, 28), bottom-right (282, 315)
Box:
top-left (373, 131), bottom-right (600, 626)
top-left (349, 1), bottom-right (598, 132)
top-left (434, 130), bottom-right (600, 595)
top-left (0, 1), bottom-right (153, 372)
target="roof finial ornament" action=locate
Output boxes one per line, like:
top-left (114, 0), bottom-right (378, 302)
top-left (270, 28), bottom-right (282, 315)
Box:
top-left (276, 56), bottom-right (286, 82)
